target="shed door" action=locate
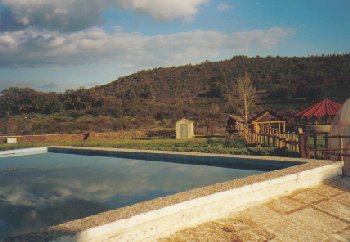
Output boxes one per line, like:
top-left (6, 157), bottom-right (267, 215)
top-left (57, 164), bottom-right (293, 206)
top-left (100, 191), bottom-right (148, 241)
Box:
top-left (180, 124), bottom-right (188, 139)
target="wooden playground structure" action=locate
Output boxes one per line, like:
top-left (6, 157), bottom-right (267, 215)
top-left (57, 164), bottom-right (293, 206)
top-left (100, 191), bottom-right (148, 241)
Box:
top-left (236, 121), bottom-right (349, 162)
top-left (232, 99), bottom-right (348, 164)
top-left (236, 122), bottom-right (302, 153)
top-left (250, 110), bottom-right (286, 134)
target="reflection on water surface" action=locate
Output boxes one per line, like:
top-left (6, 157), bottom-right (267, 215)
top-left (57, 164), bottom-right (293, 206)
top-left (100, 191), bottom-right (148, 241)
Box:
top-left (0, 152), bottom-right (263, 238)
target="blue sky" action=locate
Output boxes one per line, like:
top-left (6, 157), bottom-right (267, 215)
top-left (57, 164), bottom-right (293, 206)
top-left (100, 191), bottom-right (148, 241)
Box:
top-left (0, 0), bottom-right (349, 92)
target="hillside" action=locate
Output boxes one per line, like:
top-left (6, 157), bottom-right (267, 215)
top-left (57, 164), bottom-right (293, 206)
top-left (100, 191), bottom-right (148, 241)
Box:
top-left (0, 54), bottom-right (349, 134)
top-left (97, 54), bottom-right (350, 114)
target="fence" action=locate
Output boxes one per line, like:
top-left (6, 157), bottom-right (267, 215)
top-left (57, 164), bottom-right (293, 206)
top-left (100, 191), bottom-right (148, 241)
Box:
top-left (235, 122), bottom-right (349, 162)
top-left (309, 134), bottom-right (350, 161)
top-left (235, 122), bottom-right (301, 153)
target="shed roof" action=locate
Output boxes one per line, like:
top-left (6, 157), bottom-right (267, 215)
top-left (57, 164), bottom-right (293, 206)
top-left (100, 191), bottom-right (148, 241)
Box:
top-left (293, 98), bottom-right (342, 118)
top-left (176, 118), bottom-right (193, 123)
top-left (249, 110), bottom-right (284, 123)
top-left (227, 115), bottom-right (244, 123)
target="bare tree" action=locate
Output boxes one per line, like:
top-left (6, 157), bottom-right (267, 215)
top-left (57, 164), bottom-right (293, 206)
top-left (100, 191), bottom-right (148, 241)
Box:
top-left (235, 72), bottom-right (256, 123)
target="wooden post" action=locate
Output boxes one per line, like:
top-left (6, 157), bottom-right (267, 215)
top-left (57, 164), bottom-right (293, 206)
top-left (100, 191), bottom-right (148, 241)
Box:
top-left (339, 133), bottom-right (344, 161)
top-left (296, 132), bottom-right (299, 153)
top-left (274, 129), bottom-right (277, 146)
top-left (271, 128), bottom-right (273, 146)
top-left (278, 123), bottom-right (281, 134)
top-left (292, 132), bottom-right (295, 152)
top-left (248, 129), bottom-right (250, 143)
top-left (270, 127), bottom-right (273, 146)
top-left (300, 134), bottom-right (310, 158)
top-left (314, 133), bottom-right (317, 159)
top-left (299, 134), bottom-right (304, 157)
top-left (280, 133), bottom-right (284, 148)
top-left (262, 133), bottom-right (265, 146)
top-left (255, 131), bottom-right (258, 144)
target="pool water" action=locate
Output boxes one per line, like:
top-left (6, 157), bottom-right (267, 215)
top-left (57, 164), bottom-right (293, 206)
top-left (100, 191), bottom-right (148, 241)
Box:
top-left (0, 152), bottom-right (264, 238)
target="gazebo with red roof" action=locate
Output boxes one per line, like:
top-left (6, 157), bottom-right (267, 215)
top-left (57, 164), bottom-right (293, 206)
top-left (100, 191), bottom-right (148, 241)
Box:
top-left (293, 98), bottom-right (342, 125)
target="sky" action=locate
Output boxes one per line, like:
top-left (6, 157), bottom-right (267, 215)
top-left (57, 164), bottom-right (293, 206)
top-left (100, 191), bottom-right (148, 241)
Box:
top-left (0, 0), bottom-right (349, 92)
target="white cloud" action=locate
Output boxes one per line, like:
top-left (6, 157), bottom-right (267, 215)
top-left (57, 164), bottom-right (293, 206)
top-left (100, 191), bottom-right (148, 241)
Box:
top-left (0, 0), bottom-right (107, 31)
top-left (217, 3), bottom-right (233, 11)
top-left (0, 0), bottom-right (208, 31)
top-left (0, 27), bottom-right (294, 68)
top-left (116, 0), bottom-right (208, 21)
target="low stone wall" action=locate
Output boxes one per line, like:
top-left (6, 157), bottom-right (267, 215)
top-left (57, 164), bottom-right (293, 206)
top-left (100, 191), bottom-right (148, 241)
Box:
top-left (49, 147), bottom-right (300, 171)
top-left (0, 129), bottom-right (175, 143)
top-left (0, 147), bottom-right (47, 157)
top-left (0, 134), bottom-right (84, 143)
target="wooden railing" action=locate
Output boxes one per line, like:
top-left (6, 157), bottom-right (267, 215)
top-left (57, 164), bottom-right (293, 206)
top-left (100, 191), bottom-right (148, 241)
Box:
top-left (311, 148), bottom-right (350, 161)
top-left (235, 123), bottom-right (349, 161)
top-left (310, 134), bottom-right (350, 161)
top-left (236, 123), bottom-right (302, 153)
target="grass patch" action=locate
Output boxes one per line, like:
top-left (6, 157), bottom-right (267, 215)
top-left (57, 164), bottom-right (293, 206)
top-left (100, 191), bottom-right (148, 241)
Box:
top-left (0, 137), bottom-right (300, 157)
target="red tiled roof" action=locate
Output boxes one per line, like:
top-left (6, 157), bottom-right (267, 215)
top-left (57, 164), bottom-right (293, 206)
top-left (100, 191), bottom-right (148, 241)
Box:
top-left (293, 98), bottom-right (342, 118)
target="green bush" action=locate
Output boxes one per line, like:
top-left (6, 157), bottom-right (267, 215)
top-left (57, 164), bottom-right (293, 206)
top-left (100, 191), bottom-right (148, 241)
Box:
top-left (247, 147), bottom-right (273, 156)
top-left (272, 147), bottom-right (299, 157)
top-left (0, 136), bottom-right (300, 158)
top-left (223, 138), bottom-right (246, 148)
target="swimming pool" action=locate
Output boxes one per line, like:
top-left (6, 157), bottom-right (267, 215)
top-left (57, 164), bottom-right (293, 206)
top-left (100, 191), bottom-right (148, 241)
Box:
top-left (0, 151), bottom-right (273, 239)
top-left (1, 147), bottom-right (342, 242)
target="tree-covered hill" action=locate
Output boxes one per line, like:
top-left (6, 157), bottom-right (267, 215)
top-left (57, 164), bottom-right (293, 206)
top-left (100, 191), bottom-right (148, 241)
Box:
top-left (0, 54), bottom-right (349, 134)
top-left (99, 54), bottom-right (350, 102)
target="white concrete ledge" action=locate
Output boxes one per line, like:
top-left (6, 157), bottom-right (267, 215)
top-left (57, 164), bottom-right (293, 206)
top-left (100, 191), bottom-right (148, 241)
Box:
top-left (56, 161), bottom-right (343, 242)
top-left (0, 147), bottom-right (47, 157)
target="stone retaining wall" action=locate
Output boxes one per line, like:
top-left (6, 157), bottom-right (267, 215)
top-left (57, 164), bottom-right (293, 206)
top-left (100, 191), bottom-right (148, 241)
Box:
top-left (0, 129), bottom-right (175, 143)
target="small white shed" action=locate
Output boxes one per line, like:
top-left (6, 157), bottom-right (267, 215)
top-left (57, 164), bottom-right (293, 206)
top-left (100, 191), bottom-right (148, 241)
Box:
top-left (176, 118), bottom-right (194, 139)
top-left (6, 137), bottom-right (17, 144)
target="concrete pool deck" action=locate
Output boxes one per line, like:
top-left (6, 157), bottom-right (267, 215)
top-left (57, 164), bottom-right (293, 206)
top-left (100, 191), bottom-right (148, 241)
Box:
top-left (161, 176), bottom-right (350, 242)
top-left (3, 146), bottom-right (344, 241)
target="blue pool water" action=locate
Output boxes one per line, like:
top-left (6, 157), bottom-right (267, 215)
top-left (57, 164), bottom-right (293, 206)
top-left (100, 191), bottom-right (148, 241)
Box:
top-left (0, 152), bottom-right (265, 238)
